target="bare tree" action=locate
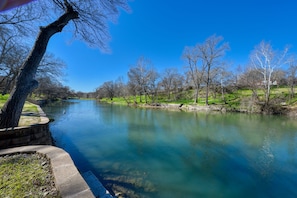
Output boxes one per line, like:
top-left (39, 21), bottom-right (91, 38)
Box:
top-left (208, 65), bottom-right (223, 100)
top-left (101, 81), bottom-right (116, 100)
top-left (244, 67), bottom-right (262, 96)
top-left (127, 57), bottom-right (154, 103)
top-left (0, 2), bottom-right (42, 36)
top-left (34, 76), bottom-right (72, 100)
top-left (146, 68), bottom-right (159, 103)
top-left (287, 58), bottom-right (297, 99)
top-left (0, 30), bottom-right (16, 66)
top-left (236, 66), bottom-right (263, 112)
top-left (0, 0), bottom-right (34, 12)
top-left (196, 35), bottom-right (229, 105)
top-left (0, 33), bottom-right (65, 95)
top-left (96, 78), bottom-right (129, 101)
top-left (37, 53), bottom-right (66, 81)
top-left (182, 45), bottom-right (205, 103)
top-left (249, 41), bottom-right (288, 106)
top-left (172, 73), bottom-right (185, 101)
top-left (160, 68), bottom-right (181, 100)
top-left (114, 76), bottom-right (125, 98)
top-left (217, 68), bottom-right (234, 103)
top-left (34, 54), bottom-right (66, 98)
top-left (114, 76), bottom-right (132, 105)
top-left (0, 34), bottom-right (26, 94)
top-left (271, 69), bottom-right (286, 87)
top-left (0, 0), bottom-right (130, 128)
top-left (127, 80), bottom-right (138, 104)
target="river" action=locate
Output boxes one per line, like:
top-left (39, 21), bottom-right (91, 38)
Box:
top-left (43, 99), bottom-right (297, 198)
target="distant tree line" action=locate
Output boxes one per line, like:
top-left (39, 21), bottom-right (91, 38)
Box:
top-left (95, 35), bottom-right (297, 112)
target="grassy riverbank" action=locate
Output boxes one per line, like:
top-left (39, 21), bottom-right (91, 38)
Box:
top-left (99, 86), bottom-right (297, 115)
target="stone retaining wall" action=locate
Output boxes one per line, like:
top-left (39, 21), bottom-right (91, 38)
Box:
top-left (0, 105), bottom-right (52, 149)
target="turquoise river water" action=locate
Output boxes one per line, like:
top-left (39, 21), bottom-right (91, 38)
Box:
top-left (43, 99), bottom-right (297, 198)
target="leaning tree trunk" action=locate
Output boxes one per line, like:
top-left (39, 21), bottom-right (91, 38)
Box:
top-left (0, 6), bottom-right (78, 128)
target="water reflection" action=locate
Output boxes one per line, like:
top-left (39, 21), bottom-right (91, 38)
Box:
top-left (43, 100), bottom-right (297, 198)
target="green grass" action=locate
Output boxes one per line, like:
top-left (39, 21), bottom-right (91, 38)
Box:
top-left (22, 103), bottom-right (38, 113)
top-left (0, 95), bottom-right (40, 126)
top-left (98, 86), bottom-right (297, 111)
top-left (0, 94), bottom-right (9, 107)
top-left (0, 94), bottom-right (38, 113)
top-left (0, 153), bottom-right (60, 197)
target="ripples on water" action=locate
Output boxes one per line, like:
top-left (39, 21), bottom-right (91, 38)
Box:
top-left (43, 100), bottom-right (297, 198)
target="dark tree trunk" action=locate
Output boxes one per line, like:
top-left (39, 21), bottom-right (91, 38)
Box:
top-left (167, 90), bottom-right (170, 100)
top-left (290, 86), bottom-right (295, 98)
top-left (0, 6), bottom-right (78, 128)
top-left (205, 76), bottom-right (210, 105)
top-left (194, 85), bottom-right (200, 104)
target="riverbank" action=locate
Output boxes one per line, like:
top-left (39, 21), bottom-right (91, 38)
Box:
top-left (101, 100), bottom-right (297, 117)
top-left (97, 85), bottom-right (297, 117)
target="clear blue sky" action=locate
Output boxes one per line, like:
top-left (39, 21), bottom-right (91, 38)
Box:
top-left (47, 0), bottom-right (297, 92)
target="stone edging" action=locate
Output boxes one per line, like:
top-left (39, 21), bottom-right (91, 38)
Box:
top-left (0, 104), bottom-right (53, 149)
top-left (36, 105), bottom-right (50, 124)
top-left (0, 145), bottom-right (95, 198)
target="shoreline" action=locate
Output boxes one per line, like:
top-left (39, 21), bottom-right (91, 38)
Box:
top-left (100, 100), bottom-right (297, 117)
